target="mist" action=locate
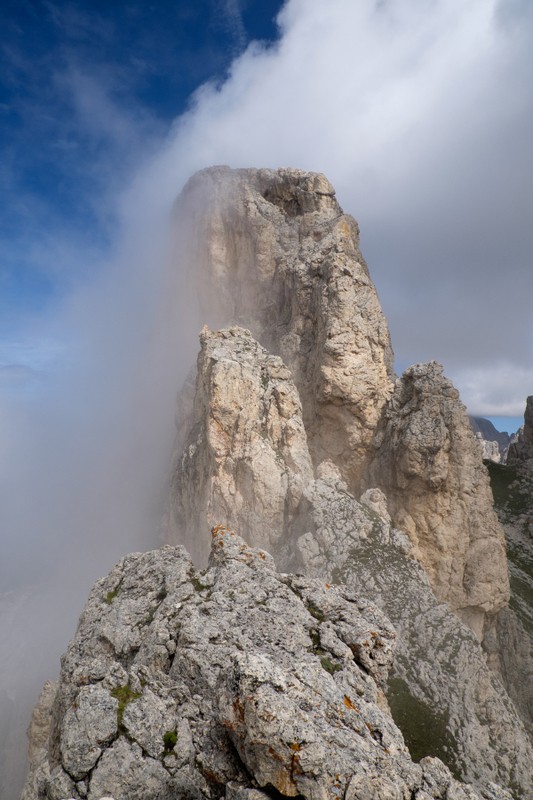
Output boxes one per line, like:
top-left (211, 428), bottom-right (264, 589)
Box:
top-left (0, 187), bottom-right (205, 797)
top-left (119, 0), bottom-right (533, 411)
top-left (2, 1), bottom-right (532, 796)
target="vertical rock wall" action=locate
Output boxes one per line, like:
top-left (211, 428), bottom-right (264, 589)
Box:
top-left (170, 326), bottom-right (313, 563)
top-left (170, 323), bottom-right (533, 796)
top-left (173, 166), bottom-right (395, 488)
top-left (170, 166), bottom-right (509, 640)
top-left (507, 396), bottom-right (533, 466)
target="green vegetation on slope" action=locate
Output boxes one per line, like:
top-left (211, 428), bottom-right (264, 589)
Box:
top-left (387, 676), bottom-right (460, 777)
top-left (486, 460), bottom-right (533, 639)
top-left (485, 461), bottom-right (530, 518)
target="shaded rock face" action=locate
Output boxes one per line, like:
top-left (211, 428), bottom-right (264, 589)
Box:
top-left (291, 475), bottom-right (533, 795)
top-left (174, 166), bottom-right (395, 489)
top-left (483, 433), bottom-right (533, 740)
top-left (22, 530), bottom-right (514, 800)
top-left (507, 396), bottom-right (533, 467)
top-left (364, 362), bottom-right (510, 637)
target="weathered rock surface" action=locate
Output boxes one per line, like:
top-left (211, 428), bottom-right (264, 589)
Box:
top-left (364, 362), bottom-right (510, 638)
top-left (170, 326), bottom-right (313, 563)
top-left (22, 530), bottom-right (515, 800)
top-left (173, 166), bottom-right (395, 489)
top-left (290, 473), bottom-right (533, 796)
top-left (170, 167), bottom-right (510, 642)
top-left (171, 324), bottom-right (531, 796)
top-left (484, 450), bottom-right (533, 738)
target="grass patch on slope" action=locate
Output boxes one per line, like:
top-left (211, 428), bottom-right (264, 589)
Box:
top-left (387, 676), bottom-right (460, 778)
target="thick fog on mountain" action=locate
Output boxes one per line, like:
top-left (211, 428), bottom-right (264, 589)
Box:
top-left (1, 1), bottom-right (532, 798)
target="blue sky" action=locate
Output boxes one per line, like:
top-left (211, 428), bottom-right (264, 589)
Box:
top-left (1, 0), bottom-right (532, 433)
top-left (0, 0), bottom-right (282, 336)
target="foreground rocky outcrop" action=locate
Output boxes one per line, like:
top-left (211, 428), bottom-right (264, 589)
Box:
top-left (22, 529), bottom-right (515, 800)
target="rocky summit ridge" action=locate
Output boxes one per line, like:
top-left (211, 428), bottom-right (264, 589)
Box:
top-left (22, 168), bottom-right (533, 800)
top-left (22, 528), bottom-right (518, 800)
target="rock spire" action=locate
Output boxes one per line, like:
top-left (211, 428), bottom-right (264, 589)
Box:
top-left (170, 166), bottom-right (509, 638)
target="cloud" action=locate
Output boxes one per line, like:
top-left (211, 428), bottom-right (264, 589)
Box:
top-left (4, 0), bottom-right (531, 606)
top-left (453, 362), bottom-right (533, 417)
top-left (0, 364), bottom-right (42, 390)
top-left (218, 0), bottom-right (247, 51)
top-left (128, 0), bottom-right (531, 416)
top-left (43, 0), bottom-right (115, 42)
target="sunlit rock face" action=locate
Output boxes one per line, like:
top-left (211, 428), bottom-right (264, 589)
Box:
top-left (173, 166), bottom-right (395, 490)
top-left (469, 416), bottom-right (511, 463)
top-left (21, 531), bottom-right (517, 800)
top-left (475, 434), bottom-right (502, 463)
top-left (364, 361), bottom-right (510, 637)
top-left (170, 326), bottom-right (313, 564)
top-left (171, 166), bottom-right (509, 637)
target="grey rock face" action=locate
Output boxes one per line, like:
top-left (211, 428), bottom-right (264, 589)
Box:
top-left (292, 474), bottom-right (533, 796)
top-left (21, 531), bottom-right (514, 800)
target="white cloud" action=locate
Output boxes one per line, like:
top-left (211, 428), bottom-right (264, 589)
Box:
top-left (131, 0), bottom-right (531, 417)
top-left (451, 362), bottom-right (533, 417)
top-left (219, 0), bottom-right (247, 50)
top-left (3, 0), bottom-right (531, 605)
